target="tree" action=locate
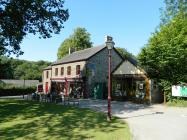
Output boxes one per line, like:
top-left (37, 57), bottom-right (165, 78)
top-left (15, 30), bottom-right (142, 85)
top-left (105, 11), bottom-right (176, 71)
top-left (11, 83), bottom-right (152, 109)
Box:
top-left (57, 27), bottom-right (92, 59)
top-left (13, 59), bottom-right (51, 81)
top-left (0, 56), bottom-right (13, 79)
top-left (0, 0), bottom-right (69, 56)
top-left (160, 0), bottom-right (187, 25)
top-left (138, 0), bottom-right (187, 101)
top-left (116, 47), bottom-right (136, 59)
top-left (0, 56), bottom-right (51, 81)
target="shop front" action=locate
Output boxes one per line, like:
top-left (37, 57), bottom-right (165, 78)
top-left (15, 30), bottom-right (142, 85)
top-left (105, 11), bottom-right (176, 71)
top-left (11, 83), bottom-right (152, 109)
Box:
top-left (112, 75), bottom-right (148, 102)
top-left (50, 77), bottom-right (85, 98)
top-left (112, 60), bottom-right (150, 103)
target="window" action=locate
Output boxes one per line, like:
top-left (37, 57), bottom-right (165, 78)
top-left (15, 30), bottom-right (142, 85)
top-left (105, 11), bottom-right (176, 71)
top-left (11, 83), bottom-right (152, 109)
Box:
top-left (55, 68), bottom-right (58, 76)
top-left (67, 66), bottom-right (71, 75)
top-left (61, 67), bottom-right (64, 76)
top-left (76, 65), bottom-right (80, 75)
top-left (46, 71), bottom-right (49, 79)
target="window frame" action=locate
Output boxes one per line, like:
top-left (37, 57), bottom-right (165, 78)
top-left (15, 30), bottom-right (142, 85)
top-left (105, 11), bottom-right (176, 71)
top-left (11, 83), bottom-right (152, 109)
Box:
top-left (55, 68), bottom-right (58, 76)
top-left (46, 71), bottom-right (49, 79)
top-left (61, 67), bottom-right (64, 76)
top-left (67, 66), bottom-right (71, 75)
top-left (76, 65), bottom-right (81, 75)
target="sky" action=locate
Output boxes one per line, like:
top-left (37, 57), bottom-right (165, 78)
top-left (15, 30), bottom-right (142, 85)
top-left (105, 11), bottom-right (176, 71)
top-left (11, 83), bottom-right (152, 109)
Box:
top-left (17, 0), bottom-right (164, 62)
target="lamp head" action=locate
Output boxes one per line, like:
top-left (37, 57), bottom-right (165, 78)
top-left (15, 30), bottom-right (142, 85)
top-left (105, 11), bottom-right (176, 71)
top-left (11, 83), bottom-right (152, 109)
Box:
top-left (105, 35), bottom-right (115, 50)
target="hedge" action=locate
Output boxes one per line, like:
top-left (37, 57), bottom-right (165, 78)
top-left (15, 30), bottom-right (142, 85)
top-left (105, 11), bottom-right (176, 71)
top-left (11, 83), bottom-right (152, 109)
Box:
top-left (0, 87), bottom-right (36, 96)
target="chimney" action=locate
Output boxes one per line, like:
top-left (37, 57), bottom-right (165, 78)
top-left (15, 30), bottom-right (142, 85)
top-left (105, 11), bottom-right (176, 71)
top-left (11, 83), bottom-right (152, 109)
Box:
top-left (69, 47), bottom-right (71, 55)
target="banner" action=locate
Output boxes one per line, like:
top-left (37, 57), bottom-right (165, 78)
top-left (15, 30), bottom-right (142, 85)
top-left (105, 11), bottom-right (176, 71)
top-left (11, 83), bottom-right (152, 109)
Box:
top-left (172, 85), bottom-right (187, 97)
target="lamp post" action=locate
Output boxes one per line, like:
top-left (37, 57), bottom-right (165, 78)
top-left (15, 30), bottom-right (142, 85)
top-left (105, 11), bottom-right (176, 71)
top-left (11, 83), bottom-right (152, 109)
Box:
top-left (105, 36), bottom-right (115, 121)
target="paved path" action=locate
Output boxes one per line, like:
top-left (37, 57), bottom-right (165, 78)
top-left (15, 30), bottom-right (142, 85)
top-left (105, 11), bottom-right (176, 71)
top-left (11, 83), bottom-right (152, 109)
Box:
top-left (79, 99), bottom-right (187, 140)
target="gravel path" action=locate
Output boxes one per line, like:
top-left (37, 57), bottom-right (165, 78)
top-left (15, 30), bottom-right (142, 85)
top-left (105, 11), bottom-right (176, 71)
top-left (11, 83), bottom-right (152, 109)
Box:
top-left (79, 99), bottom-right (187, 140)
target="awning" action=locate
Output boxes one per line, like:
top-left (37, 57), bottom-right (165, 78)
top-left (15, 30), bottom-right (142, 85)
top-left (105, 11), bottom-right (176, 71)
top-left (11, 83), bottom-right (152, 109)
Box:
top-left (51, 77), bottom-right (83, 82)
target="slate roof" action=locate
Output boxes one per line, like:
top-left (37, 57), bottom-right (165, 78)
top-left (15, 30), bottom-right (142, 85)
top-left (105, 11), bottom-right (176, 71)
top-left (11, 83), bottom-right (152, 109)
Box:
top-left (52, 45), bottom-right (106, 65)
top-left (127, 57), bottom-right (138, 66)
top-left (0, 79), bottom-right (39, 87)
top-left (43, 65), bottom-right (52, 70)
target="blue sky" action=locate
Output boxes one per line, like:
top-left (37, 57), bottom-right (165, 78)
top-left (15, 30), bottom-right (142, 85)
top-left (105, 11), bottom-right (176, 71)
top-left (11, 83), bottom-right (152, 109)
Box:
top-left (17, 0), bottom-right (164, 62)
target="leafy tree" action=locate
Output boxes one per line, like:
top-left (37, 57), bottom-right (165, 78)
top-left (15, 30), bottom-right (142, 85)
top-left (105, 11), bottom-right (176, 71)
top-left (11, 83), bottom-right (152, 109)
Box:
top-left (0, 56), bottom-right (13, 79)
top-left (57, 27), bottom-right (92, 59)
top-left (138, 0), bottom-right (187, 101)
top-left (13, 60), bottom-right (50, 81)
top-left (57, 38), bottom-right (74, 59)
top-left (0, 0), bottom-right (69, 56)
top-left (160, 0), bottom-right (187, 25)
top-left (116, 47), bottom-right (136, 59)
top-left (0, 56), bottom-right (51, 81)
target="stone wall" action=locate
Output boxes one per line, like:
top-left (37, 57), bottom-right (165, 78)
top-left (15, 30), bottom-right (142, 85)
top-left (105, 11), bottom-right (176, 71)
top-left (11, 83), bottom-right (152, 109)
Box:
top-left (86, 47), bottom-right (123, 98)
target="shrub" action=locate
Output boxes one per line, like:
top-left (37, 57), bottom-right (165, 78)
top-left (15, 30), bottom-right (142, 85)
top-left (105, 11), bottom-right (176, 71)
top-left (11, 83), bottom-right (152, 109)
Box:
top-left (0, 86), bottom-right (36, 96)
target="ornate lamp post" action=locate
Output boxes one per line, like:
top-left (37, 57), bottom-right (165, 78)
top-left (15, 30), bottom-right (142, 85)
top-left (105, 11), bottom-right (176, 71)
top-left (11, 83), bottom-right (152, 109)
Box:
top-left (105, 36), bottom-right (115, 121)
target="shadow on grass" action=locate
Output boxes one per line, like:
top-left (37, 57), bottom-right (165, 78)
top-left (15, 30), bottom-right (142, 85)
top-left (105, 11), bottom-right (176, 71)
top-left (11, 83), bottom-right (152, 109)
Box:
top-left (0, 99), bottom-right (130, 140)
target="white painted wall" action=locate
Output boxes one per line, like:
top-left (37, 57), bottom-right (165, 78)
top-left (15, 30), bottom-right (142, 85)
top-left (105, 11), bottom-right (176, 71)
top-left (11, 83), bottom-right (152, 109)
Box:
top-left (42, 69), bottom-right (52, 93)
top-left (42, 61), bottom-right (86, 93)
top-left (51, 61), bottom-right (86, 78)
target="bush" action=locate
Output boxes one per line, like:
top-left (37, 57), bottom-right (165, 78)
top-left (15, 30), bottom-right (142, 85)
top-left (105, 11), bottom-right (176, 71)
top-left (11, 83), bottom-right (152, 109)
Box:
top-left (167, 99), bottom-right (187, 107)
top-left (0, 86), bottom-right (36, 96)
top-left (160, 80), bottom-right (187, 104)
top-left (159, 80), bottom-right (172, 102)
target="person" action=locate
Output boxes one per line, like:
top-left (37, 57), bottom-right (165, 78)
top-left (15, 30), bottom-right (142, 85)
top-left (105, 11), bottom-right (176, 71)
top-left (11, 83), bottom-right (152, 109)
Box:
top-left (51, 87), bottom-right (57, 102)
top-left (69, 87), bottom-right (74, 98)
top-left (60, 89), bottom-right (65, 102)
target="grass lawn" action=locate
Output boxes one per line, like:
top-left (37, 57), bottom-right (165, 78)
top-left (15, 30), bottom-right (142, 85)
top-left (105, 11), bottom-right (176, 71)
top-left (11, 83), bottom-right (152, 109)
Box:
top-left (167, 100), bottom-right (187, 107)
top-left (0, 99), bottom-right (131, 140)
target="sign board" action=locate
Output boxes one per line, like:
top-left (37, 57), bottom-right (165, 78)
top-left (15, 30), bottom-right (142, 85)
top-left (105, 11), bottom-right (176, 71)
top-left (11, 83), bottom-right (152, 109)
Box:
top-left (172, 86), bottom-right (187, 97)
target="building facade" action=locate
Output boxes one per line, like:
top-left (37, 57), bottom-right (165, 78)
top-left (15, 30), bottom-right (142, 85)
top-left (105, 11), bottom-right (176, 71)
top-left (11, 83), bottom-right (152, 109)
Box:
top-left (42, 45), bottom-right (123, 98)
top-left (112, 58), bottom-right (163, 103)
top-left (42, 45), bottom-right (163, 103)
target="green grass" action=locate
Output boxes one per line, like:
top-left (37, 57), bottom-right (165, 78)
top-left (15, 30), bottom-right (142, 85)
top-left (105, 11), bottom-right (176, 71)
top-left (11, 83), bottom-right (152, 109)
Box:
top-left (0, 99), bottom-right (131, 140)
top-left (167, 100), bottom-right (187, 107)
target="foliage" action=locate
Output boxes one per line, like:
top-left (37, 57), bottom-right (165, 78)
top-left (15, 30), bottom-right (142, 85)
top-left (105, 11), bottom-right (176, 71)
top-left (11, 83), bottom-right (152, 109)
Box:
top-left (0, 56), bottom-right (14, 79)
top-left (167, 98), bottom-right (187, 107)
top-left (0, 0), bottom-right (69, 56)
top-left (160, 0), bottom-right (187, 25)
top-left (57, 27), bottom-right (92, 59)
top-left (0, 86), bottom-right (36, 96)
top-left (0, 56), bottom-right (51, 81)
top-left (116, 47), bottom-right (136, 59)
top-left (138, 0), bottom-right (187, 101)
top-left (0, 99), bottom-right (131, 140)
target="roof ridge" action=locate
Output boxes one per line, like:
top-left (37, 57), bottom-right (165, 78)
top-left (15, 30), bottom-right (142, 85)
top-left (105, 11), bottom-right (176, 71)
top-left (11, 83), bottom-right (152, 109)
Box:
top-left (72, 45), bottom-right (105, 54)
top-left (52, 45), bottom-right (106, 65)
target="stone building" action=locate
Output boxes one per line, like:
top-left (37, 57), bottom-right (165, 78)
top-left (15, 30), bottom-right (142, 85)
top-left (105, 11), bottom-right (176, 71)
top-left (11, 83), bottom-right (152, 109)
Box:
top-left (42, 41), bottom-right (163, 103)
top-left (42, 45), bottom-right (123, 98)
